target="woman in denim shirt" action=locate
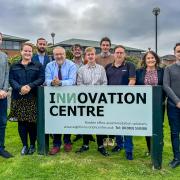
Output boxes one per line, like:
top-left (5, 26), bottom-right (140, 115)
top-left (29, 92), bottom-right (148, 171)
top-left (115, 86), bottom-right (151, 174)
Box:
top-left (9, 43), bottom-right (44, 155)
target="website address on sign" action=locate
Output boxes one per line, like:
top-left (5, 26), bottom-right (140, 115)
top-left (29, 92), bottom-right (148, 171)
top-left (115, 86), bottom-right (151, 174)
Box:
top-left (64, 125), bottom-right (114, 129)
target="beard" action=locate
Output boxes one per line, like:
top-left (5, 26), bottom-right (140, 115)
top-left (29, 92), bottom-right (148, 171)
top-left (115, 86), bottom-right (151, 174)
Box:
top-left (38, 47), bottom-right (46, 53)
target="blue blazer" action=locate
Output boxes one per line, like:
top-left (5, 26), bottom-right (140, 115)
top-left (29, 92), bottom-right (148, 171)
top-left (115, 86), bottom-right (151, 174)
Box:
top-left (32, 54), bottom-right (51, 68)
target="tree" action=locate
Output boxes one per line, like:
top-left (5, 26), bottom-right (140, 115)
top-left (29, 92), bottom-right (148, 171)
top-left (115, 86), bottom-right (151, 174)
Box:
top-left (126, 56), bottom-right (141, 68)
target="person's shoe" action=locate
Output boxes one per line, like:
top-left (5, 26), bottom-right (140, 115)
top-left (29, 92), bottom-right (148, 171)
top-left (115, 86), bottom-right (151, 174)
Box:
top-left (73, 135), bottom-right (82, 142)
top-left (112, 146), bottom-right (122, 152)
top-left (21, 146), bottom-right (29, 155)
top-left (28, 145), bottom-right (36, 155)
top-left (169, 159), bottom-right (180, 168)
top-left (64, 144), bottom-right (72, 152)
top-left (108, 138), bottom-right (115, 147)
top-left (126, 152), bottom-right (133, 160)
top-left (0, 149), bottom-right (13, 158)
top-left (75, 145), bottom-right (89, 153)
top-left (98, 147), bottom-right (109, 156)
top-left (49, 147), bottom-right (60, 155)
top-left (103, 138), bottom-right (108, 147)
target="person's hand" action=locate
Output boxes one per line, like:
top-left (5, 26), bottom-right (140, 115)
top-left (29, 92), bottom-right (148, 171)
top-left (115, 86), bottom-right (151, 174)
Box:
top-left (128, 79), bottom-right (136, 85)
top-left (25, 85), bottom-right (31, 93)
top-left (51, 77), bottom-right (60, 86)
top-left (176, 102), bottom-right (180, 109)
top-left (0, 90), bottom-right (8, 99)
top-left (20, 85), bottom-right (31, 95)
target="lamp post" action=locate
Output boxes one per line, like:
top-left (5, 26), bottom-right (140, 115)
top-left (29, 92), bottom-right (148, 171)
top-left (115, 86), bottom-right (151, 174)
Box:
top-left (152, 7), bottom-right (160, 54)
top-left (51, 32), bottom-right (55, 46)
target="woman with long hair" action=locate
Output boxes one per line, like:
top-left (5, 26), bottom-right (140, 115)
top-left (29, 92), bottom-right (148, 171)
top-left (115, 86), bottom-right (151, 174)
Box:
top-left (136, 50), bottom-right (165, 156)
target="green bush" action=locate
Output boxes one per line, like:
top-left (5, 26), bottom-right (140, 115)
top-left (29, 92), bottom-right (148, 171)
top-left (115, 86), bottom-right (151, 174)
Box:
top-left (8, 55), bottom-right (21, 65)
top-left (126, 56), bottom-right (141, 68)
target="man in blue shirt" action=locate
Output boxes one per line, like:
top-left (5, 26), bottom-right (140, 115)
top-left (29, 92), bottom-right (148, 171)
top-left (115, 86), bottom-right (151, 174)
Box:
top-left (32, 38), bottom-right (51, 68)
top-left (45, 46), bottom-right (77, 155)
top-left (105, 45), bottom-right (136, 160)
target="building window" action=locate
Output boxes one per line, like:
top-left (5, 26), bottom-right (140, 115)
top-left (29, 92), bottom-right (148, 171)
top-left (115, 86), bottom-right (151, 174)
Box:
top-left (13, 41), bottom-right (20, 50)
top-left (5, 41), bottom-right (13, 49)
top-left (2, 41), bottom-right (6, 49)
top-left (1, 40), bottom-right (21, 50)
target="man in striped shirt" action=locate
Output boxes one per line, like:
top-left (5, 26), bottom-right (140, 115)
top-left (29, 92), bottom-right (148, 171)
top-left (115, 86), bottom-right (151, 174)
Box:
top-left (76, 47), bottom-right (109, 156)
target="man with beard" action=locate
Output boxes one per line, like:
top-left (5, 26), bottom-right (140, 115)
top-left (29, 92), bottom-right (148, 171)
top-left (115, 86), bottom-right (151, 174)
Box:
top-left (71, 44), bottom-right (84, 142)
top-left (72, 44), bottom-right (84, 69)
top-left (45, 46), bottom-right (77, 155)
top-left (32, 38), bottom-right (51, 68)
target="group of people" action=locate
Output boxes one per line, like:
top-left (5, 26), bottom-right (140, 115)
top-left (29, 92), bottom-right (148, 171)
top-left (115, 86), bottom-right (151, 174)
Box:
top-left (0, 32), bottom-right (180, 168)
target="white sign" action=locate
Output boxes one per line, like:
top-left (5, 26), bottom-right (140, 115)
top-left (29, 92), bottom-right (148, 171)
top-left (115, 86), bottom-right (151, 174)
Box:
top-left (44, 85), bottom-right (152, 136)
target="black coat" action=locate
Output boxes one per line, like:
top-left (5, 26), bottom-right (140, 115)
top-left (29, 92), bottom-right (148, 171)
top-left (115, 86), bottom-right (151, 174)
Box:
top-left (136, 67), bottom-right (164, 85)
top-left (9, 60), bottom-right (45, 99)
top-left (136, 67), bottom-right (166, 102)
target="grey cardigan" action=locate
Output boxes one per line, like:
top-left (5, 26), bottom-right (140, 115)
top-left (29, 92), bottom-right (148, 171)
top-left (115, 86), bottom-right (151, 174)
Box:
top-left (163, 62), bottom-right (180, 106)
top-left (0, 51), bottom-right (9, 91)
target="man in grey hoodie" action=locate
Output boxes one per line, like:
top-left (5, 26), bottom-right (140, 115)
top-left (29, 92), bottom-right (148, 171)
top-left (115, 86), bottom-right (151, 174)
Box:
top-left (163, 42), bottom-right (180, 168)
top-left (0, 32), bottom-right (13, 158)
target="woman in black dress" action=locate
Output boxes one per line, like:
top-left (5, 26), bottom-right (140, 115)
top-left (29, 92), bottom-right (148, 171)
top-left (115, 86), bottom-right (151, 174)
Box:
top-left (9, 43), bottom-right (44, 155)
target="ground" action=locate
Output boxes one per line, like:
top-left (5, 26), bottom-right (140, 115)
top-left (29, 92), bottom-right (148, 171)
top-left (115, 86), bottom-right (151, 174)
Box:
top-left (0, 113), bottom-right (180, 180)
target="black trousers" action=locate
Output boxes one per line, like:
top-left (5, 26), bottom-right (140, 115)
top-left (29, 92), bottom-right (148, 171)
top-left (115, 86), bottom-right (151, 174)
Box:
top-left (83, 135), bottom-right (103, 147)
top-left (18, 121), bottom-right (37, 147)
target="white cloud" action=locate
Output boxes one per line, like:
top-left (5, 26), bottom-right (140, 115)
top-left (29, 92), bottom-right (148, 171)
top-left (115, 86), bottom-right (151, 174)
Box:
top-left (0, 0), bottom-right (180, 55)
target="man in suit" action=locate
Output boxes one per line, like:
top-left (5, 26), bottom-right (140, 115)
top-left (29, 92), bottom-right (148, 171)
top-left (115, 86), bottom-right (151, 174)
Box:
top-left (32, 38), bottom-right (51, 68)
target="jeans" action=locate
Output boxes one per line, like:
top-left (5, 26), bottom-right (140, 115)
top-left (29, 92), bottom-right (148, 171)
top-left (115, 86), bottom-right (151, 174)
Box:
top-left (0, 98), bottom-right (7, 150)
top-left (53, 134), bottom-right (71, 147)
top-left (167, 103), bottom-right (180, 160)
top-left (116, 135), bottom-right (133, 153)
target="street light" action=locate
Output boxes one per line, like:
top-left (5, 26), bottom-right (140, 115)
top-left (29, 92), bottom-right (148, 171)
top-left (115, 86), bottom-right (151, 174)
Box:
top-left (51, 32), bottom-right (55, 46)
top-left (152, 7), bottom-right (160, 54)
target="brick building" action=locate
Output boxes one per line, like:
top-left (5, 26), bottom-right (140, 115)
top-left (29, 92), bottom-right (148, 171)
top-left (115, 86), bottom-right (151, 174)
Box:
top-left (1, 34), bottom-right (29, 56)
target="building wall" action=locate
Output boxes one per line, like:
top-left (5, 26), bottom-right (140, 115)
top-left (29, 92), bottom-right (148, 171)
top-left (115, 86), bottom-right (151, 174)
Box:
top-left (60, 45), bottom-right (142, 58)
top-left (1, 40), bottom-right (27, 57)
top-left (3, 49), bottom-right (21, 57)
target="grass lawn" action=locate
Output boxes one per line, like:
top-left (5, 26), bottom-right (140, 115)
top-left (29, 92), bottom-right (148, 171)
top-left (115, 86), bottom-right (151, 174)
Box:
top-left (0, 112), bottom-right (180, 180)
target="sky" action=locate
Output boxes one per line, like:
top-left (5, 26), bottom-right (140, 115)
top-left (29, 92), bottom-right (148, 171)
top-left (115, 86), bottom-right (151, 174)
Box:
top-left (0, 0), bottom-right (180, 56)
